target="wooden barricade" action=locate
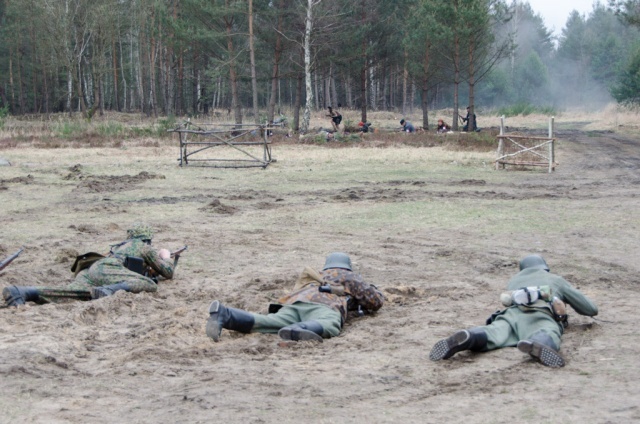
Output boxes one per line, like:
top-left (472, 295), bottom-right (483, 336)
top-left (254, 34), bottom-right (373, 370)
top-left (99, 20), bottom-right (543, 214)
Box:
top-left (495, 116), bottom-right (557, 173)
top-left (169, 120), bottom-right (280, 168)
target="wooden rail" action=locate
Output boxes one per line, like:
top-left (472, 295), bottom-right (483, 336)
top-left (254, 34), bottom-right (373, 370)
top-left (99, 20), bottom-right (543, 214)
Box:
top-left (495, 116), bottom-right (557, 173)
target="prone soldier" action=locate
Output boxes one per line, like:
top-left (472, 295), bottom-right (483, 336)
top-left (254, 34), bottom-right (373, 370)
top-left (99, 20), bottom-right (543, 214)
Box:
top-left (2, 224), bottom-right (183, 306)
top-left (429, 254), bottom-right (598, 367)
top-left (206, 252), bottom-right (384, 343)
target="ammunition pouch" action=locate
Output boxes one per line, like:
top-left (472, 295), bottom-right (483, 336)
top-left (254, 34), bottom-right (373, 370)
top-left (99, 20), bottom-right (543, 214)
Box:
top-left (268, 303), bottom-right (283, 314)
top-left (486, 309), bottom-right (505, 325)
top-left (123, 256), bottom-right (146, 276)
top-left (518, 298), bottom-right (569, 327)
top-left (71, 252), bottom-right (106, 276)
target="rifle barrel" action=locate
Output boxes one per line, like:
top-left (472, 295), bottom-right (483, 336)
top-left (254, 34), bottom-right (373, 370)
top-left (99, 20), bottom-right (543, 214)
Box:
top-left (0, 247), bottom-right (24, 271)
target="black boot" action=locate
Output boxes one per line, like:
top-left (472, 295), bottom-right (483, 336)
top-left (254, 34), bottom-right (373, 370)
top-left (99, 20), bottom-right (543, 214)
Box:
top-left (429, 327), bottom-right (488, 361)
top-left (90, 282), bottom-right (132, 299)
top-left (278, 321), bottom-right (324, 343)
top-left (2, 286), bottom-right (40, 306)
top-left (206, 300), bottom-right (255, 342)
top-left (517, 331), bottom-right (565, 368)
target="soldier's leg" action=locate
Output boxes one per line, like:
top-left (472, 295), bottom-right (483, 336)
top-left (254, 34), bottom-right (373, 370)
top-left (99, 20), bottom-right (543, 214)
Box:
top-left (84, 258), bottom-right (158, 296)
top-left (515, 313), bottom-right (565, 367)
top-left (429, 327), bottom-right (489, 361)
top-left (3, 286), bottom-right (42, 306)
top-left (431, 308), bottom-right (521, 361)
top-left (295, 302), bottom-right (342, 338)
top-left (3, 284), bottom-right (93, 306)
top-left (482, 308), bottom-right (522, 349)
top-left (251, 304), bottom-right (302, 334)
top-left (206, 300), bottom-right (256, 342)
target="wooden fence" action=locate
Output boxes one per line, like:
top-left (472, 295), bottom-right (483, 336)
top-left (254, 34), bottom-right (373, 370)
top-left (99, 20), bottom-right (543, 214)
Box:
top-left (495, 116), bottom-right (557, 173)
top-left (169, 119), bottom-right (282, 168)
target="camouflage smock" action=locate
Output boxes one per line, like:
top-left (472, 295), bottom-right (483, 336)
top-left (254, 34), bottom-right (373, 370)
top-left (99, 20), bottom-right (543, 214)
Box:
top-left (69, 239), bottom-right (174, 292)
top-left (275, 268), bottom-right (384, 323)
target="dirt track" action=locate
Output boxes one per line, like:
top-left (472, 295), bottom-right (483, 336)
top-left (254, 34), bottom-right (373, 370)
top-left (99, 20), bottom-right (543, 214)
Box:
top-left (1, 129), bottom-right (639, 423)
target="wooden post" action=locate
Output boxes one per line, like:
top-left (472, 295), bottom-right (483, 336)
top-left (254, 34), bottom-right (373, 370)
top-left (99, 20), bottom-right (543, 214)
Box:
top-left (548, 116), bottom-right (554, 173)
top-left (496, 115), bottom-right (505, 170)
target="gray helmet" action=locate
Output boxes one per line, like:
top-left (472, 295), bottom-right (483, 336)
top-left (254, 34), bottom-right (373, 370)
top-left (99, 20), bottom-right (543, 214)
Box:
top-left (323, 252), bottom-right (352, 271)
top-left (519, 254), bottom-right (550, 272)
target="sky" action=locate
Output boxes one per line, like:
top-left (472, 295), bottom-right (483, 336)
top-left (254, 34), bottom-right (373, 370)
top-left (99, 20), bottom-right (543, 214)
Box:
top-left (526, 0), bottom-right (598, 37)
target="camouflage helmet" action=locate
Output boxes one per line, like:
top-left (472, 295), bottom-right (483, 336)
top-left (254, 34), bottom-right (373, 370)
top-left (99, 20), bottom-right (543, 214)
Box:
top-left (519, 254), bottom-right (550, 272)
top-left (323, 252), bottom-right (352, 271)
top-left (127, 223), bottom-right (154, 241)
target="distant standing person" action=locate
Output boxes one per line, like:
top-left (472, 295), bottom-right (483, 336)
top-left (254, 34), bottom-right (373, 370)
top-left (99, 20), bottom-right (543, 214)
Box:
top-left (400, 119), bottom-right (415, 133)
top-left (461, 106), bottom-right (479, 132)
top-left (327, 106), bottom-right (342, 132)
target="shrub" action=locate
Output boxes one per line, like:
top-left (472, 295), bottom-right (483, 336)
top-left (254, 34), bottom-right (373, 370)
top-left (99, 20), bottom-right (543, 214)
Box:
top-left (497, 103), bottom-right (557, 117)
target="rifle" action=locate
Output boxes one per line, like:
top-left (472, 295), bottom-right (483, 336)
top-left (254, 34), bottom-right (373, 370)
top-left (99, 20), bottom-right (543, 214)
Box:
top-left (0, 247), bottom-right (24, 271)
top-left (170, 245), bottom-right (188, 258)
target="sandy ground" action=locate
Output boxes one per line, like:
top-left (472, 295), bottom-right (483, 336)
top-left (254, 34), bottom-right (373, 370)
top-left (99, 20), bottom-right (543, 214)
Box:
top-left (1, 122), bottom-right (639, 423)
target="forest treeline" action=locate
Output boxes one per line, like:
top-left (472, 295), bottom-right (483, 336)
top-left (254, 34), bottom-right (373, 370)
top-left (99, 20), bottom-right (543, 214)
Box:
top-left (0, 0), bottom-right (639, 131)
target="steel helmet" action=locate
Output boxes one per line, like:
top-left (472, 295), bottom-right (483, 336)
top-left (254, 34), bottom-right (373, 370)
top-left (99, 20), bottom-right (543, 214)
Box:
top-left (519, 254), bottom-right (550, 272)
top-left (127, 223), bottom-right (154, 241)
top-left (323, 252), bottom-right (352, 271)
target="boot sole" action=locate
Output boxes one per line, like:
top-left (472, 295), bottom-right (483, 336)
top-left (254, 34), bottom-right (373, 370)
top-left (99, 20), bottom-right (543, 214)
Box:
top-left (206, 301), bottom-right (222, 342)
top-left (278, 328), bottom-right (323, 343)
top-left (517, 340), bottom-right (565, 368)
top-left (429, 330), bottom-right (470, 361)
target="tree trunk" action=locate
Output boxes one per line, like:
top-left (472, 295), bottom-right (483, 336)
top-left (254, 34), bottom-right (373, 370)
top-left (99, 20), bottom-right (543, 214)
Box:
top-left (421, 42), bottom-right (431, 129)
top-left (248, 0), bottom-right (259, 124)
top-left (468, 36), bottom-right (476, 131)
top-left (452, 31), bottom-right (460, 130)
top-left (149, 14), bottom-right (158, 118)
top-left (360, 0), bottom-right (367, 122)
top-left (9, 47), bottom-right (16, 113)
top-left (402, 48), bottom-right (408, 116)
top-left (301, 0), bottom-right (316, 133)
top-left (112, 34), bottom-right (120, 111)
top-left (267, 0), bottom-right (285, 123)
top-left (225, 4), bottom-right (242, 125)
top-left (178, 50), bottom-right (184, 115)
top-left (330, 61), bottom-right (338, 108)
top-left (294, 69), bottom-right (303, 132)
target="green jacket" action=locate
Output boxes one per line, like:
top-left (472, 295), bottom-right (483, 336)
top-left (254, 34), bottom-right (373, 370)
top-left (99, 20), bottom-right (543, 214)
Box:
top-left (507, 268), bottom-right (598, 317)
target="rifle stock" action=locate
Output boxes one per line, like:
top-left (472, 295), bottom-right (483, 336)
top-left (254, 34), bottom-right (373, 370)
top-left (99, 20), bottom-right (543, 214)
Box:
top-left (0, 248), bottom-right (24, 271)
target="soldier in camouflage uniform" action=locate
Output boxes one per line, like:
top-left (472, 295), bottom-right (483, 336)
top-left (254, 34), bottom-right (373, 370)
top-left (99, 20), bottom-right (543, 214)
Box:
top-left (429, 255), bottom-right (598, 367)
top-left (3, 224), bottom-right (176, 306)
top-left (206, 252), bottom-right (384, 343)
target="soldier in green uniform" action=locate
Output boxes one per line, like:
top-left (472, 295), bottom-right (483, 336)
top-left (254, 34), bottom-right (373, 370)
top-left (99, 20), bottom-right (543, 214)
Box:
top-left (429, 255), bottom-right (598, 367)
top-left (3, 224), bottom-right (177, 306)
top-left (206, 252), bottom-right (384, 343)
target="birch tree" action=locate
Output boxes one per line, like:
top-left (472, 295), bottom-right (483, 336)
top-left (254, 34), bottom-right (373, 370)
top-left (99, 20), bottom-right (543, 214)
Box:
top-left (300, 0), bottom-right (320, 133)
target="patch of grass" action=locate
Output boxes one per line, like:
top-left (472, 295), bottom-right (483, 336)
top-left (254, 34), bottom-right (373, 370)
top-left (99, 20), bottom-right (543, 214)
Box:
top-left (156, 116), bottom-right (177, 138)
top-left (0, 105), bottom-right (8, 130)
top-left (96, 121), bottom-right (125, 137)
top-left (497, 103), bottom-right (557, 117)
top-left (55, 121), bottom-right (89, 138)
